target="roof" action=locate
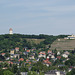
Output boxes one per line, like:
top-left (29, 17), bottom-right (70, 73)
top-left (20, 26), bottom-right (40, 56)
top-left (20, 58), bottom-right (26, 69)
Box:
top-left (48, 50), bottom-right (52, 53)
top-left (18, 58), bottom-right (24, 62)
top-left (26, 50), bottom-right (30, 52)
top-left (39, 52), bottom-right (46, 55)
top-left (1, 53), bottom-right (5, 55)
top-left (26, 59), bottom-right (29, 62)
top-left (0, 61), bottom-right (3, 63)
top-left (43, 60), bottom-right (51, 64)
top-left (9, 28), bottom-right (13, 31)
top-left (6, 61), bottom-right (13, 64)
top-left (57, 56), bottom-right (61, 59)
top-left (15, 47), bottom-right (19, 50)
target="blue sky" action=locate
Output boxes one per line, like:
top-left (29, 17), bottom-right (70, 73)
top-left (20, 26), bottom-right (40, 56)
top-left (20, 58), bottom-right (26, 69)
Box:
top-left (0, 0), bottom-right (75, 35)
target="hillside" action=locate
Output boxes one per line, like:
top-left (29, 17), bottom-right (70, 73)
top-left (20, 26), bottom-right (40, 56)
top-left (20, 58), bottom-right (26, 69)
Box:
top-left (26, 39), bottom-right (45, 44)
top-left (51, 39), bottom-right (75, 50)
top-left (0, 34), bottom-right (68, 52)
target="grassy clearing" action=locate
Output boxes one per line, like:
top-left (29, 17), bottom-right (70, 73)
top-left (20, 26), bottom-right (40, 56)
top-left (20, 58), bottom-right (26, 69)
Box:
top-left (26, 39), bottom-right (45, 44)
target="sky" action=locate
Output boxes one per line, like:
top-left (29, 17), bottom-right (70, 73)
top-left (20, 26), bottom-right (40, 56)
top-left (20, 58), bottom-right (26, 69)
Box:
top-left (0, 0), bottom-right (75, 35)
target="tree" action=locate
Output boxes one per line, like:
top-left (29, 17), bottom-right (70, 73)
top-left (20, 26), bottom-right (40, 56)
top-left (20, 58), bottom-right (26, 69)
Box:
top-left (66, 68), bottom-right (75, 75)
top-left (20, 67), bottom-right (28, 72)
top-left (3, 70), bottom-right (14, 75)
top-left (0, 69), bottom-right (4, 75)
top-left (12, 64), bottom-right (18, 73)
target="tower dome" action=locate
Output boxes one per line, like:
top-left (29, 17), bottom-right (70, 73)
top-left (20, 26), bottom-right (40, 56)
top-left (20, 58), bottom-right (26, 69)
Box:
top-left (9, 28), bottom-right (13, 34)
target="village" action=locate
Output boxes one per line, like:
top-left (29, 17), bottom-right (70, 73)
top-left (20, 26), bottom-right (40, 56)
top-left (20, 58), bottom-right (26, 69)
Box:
top-left (0, 46), bottom-right (75, 75)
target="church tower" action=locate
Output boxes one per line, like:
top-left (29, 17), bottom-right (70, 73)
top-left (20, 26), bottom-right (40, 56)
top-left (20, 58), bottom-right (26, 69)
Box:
top-left (9, 28), bottom-right (13, 34)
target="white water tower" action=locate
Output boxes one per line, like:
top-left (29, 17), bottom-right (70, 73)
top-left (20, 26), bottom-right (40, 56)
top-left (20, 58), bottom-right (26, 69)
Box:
top-left (9, 28), bottom-right (13, 34)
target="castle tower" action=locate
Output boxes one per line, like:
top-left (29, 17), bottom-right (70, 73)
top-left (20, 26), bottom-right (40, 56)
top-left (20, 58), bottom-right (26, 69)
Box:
top-left (9, 28), bottom-right (13, 34)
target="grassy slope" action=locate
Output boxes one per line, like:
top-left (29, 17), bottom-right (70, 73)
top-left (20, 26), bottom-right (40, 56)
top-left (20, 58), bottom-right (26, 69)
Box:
top-left (51, 39), bottom-right (75, 50)
top-left (26, 39), bottom-right (45, 44)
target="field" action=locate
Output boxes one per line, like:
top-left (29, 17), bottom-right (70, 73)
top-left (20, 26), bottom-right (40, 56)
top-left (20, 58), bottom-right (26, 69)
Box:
top-left (51, 39), bottom-right (75, 50)
top-left (26, 39), bottom-right (45, 44)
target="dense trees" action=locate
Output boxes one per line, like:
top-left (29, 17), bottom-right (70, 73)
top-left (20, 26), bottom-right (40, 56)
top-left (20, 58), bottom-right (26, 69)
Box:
top-left (65, 55), bottom-right (75, 66)
top-left (3, 70), bottom-right (14, 75)
top-left (31, 61), bottom-right (48, 72)
top-left (66, 68), bottom-right (75, 75)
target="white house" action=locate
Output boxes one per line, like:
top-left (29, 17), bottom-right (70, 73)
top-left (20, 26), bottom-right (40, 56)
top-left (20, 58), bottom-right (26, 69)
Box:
top-left (62, 54), bottom-right (68, 58)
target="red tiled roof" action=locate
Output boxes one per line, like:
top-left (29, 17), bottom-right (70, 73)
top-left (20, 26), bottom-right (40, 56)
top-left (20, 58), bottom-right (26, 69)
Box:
top-left (29, 62), bottom-right (31, 64)
top-left (15, 47), bottom-right (19, 50)
top-left (57, 56), bottom-right (61, 59)
top-left (6, 61), bottom-right (13, 64)
top-left (26, 59), bottom-right (29, 62)
top-left (43, 60), bottom-right (51, 64)
top-left (1, 53), bottom-right (5, 55)
top-left (48, 50), bottom-right (52, 53)
top-left (18, 58), bottom-right (24, 62)
top-left (26, 50), bottom-right (30, 52)
top-left (0, 61), bottom-right (3, 63)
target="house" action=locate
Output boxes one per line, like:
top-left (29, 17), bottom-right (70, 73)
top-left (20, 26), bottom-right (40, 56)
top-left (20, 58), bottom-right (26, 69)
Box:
top-left (23, 47), bottom-right (28, 50)
top-left (26, 50), bottom-right (30, 53)
top-left (62, 54), bottom-right (68, 58)
top-left (18, 58), bottom-right (24, 62)
top-left (45, 70), bottom-right (66, 75)
top-left (57, 56), bottom-right (61, 60)
top-left (13, 54), bottom-right (20, 59)
top-left (0, 61), bottom-right (3, 63)
top-left (10, 54), bottom-right (20, 59)
top-left (29, 62), bottom-right (31, 65)
top-left (2, 67), bottom-right (8, 70)
top-left (26, 59), bottom-right (30, 62)
top-left (10, 49), bottom-right (14, 54)
top-left (46, 56), bottom-right (50, 60)
top-left (64, 51), bottom-right (70, 55)
top-left (51, 55), bottom-right (55, 59)
top-left (6, 57), bottom-right (10, 60)
top-left (57, 51), bottom-right (60, 55)
top-left (6, 61), bottom-right (13, 65)
top-left (48, 50), bottom-right (52, 54)
top-left (29, 55), bottom-right (35, 59)
top-left (15, 47), bottom-right (19, 52)
top-left (43, 60), bottom-right (51, 67)
top-left (1, 53), bottom-right (6, 56)
top-left (38, 51), bottom-right (46, 58)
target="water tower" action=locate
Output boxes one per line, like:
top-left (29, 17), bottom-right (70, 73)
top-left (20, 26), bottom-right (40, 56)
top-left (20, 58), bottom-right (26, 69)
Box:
top-left (9, 28), bottom-right (13, 34)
